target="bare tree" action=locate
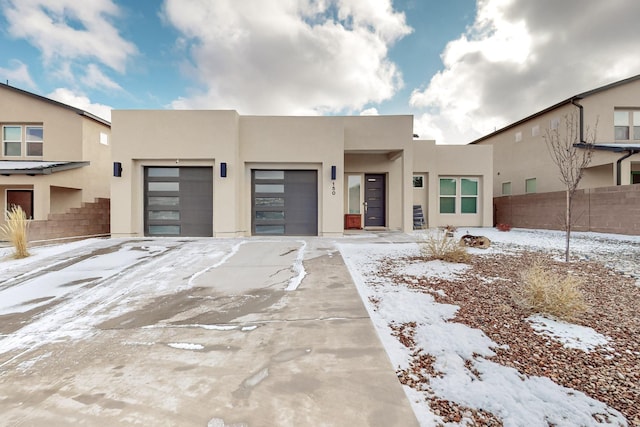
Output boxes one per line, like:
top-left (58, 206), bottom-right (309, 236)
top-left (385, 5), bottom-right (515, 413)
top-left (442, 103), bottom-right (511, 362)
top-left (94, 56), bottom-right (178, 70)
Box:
top-left (543, 112), bottom-right (597, 261)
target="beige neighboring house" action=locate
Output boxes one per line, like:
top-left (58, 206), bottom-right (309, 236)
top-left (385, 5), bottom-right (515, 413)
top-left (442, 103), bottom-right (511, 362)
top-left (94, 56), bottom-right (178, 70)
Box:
top-left (0, 84), bottom-right (112, 241)
top-left (111, 110), bottom-right (493, 238)
top-left (471, 74), bottom-right (640, 196)
top-left (471, 74), bottom-right (640, 235)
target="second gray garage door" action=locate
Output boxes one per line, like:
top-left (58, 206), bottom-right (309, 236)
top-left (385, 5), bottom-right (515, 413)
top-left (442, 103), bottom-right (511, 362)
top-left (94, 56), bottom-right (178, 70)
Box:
top-left (252, 170), bottom-right (318, 236)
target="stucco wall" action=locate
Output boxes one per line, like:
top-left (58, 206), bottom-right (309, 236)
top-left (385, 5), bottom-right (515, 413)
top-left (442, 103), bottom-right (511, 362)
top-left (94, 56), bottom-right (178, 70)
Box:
top-left (412, 141), bottom-right (493, 228)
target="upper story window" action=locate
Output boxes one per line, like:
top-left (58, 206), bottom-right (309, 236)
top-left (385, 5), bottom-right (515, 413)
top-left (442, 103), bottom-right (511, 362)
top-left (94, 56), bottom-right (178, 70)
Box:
top-left (614, 109), bottom-right (640, 140)
top-left (3, 126), bottom-right (21, 156)
top-left (515, 131), bottom-right (522, 142)
top-left (525, 177), bottom-right (537, 194)
top-left (502, 181), bottom-right (512, 195)
top-left (531, 125), bottom-right (540, 137)
top-left (26, 126), bottom-right (43, 156)
top-left (2, 125), bottom-right (44, 157)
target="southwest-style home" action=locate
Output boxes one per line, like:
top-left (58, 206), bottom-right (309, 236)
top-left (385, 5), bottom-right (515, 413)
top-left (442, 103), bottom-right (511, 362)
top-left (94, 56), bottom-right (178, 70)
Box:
top-left (110, 110), bottom-right (493, 238)
top-left (0, 84), bottom-right (111, 240)
top-left (471, 74), bottom-right (640, 235)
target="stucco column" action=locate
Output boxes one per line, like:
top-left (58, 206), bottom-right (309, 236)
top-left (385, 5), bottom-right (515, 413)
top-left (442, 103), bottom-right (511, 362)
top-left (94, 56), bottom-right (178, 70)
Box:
top-left (32, 181), bottom-right (50, 221)
top-left (402, 149), bottom-right (413, 233)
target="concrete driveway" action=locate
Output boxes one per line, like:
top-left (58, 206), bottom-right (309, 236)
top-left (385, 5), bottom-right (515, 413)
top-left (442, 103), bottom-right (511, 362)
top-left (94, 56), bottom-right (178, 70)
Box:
top-left (0, 237), bottom-right (418, 426)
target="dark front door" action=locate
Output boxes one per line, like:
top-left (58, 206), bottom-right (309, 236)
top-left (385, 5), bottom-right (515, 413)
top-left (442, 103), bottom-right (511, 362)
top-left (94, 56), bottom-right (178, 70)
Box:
top-left (7, 190), bottom-right (33, 219)
top-left (364, 174), bottom-right (385, 227)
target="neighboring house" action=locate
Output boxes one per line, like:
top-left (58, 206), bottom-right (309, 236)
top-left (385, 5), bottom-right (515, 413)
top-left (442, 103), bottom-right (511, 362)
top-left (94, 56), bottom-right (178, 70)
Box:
top-left (111, 110), bottom-right (493, 238)
top-left (0, 84), bottom-right (112, 241)
top-left (472, 74), bottom-right (640, 196)
top-left (471, 74), bottom-right (640, 235)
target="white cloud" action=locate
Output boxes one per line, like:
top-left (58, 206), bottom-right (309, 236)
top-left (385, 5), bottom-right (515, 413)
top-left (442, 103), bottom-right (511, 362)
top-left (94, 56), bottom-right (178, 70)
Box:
top-left (81, 64), bottom-right (123, 92)
top-left (0, 59), bottom-right (37, 89)
top-left (360, 107), bottom-right (379, 116)
top-left (1, 0), bottom-right (136, 73)
top-left (410, 0), bottom-right (640, 144)
top-left (162, 0), bottom-right (411, 114)
top-left (48, 88), bottom-right (112, 122)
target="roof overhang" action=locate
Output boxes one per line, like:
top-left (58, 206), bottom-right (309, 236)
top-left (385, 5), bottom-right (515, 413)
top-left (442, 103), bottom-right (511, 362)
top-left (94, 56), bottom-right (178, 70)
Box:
top-left (573, 143), bottom-right (640, 153)
top-left (0, 161), bottom-right (90, 176)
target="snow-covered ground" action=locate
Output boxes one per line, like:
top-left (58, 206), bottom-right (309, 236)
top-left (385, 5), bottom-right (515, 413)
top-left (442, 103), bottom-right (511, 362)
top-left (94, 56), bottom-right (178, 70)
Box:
top-left (1, 228), bottom-right (638, 425)
top-left (338, 228), bottom-right (639, 427)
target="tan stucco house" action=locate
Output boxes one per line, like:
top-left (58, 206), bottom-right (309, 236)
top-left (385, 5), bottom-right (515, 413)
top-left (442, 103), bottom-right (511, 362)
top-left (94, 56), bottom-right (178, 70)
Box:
top-left (0, 84), bottom-right (112, 240)
top-left (111, 110), bottom-right (493, 238)
top-left (471, 74), bottom-right (640, 196)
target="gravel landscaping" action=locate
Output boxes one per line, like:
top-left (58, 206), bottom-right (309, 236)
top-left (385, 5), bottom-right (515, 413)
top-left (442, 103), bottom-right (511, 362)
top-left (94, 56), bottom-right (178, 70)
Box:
top-left (340, 228), bottom-right (640, 426)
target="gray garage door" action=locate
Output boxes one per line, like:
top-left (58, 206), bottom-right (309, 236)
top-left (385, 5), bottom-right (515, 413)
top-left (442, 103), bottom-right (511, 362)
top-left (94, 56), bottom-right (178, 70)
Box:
top-left (252, 170), bottom-right (318, 236)
top-left (144, 167), bottom-right (213, 237)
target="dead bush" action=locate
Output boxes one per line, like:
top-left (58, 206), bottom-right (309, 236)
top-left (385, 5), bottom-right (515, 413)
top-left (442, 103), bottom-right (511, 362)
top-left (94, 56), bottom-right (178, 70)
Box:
top-left (513, 262), bottom-right (588, 320)
top-left (421, 230), bottom-right (470, 263)
top-left (1, 205), bottom-right (30, 259)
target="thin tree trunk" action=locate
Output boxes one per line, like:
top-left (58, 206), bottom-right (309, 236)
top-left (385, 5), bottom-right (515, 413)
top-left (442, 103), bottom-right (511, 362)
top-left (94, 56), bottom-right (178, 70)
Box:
top-left (565, 189), bottom-right (571, 262)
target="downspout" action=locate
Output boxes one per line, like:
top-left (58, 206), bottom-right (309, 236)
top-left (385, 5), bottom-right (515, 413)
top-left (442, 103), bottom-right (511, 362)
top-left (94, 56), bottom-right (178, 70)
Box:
top-left (571, 97), bottom-right (584, 142)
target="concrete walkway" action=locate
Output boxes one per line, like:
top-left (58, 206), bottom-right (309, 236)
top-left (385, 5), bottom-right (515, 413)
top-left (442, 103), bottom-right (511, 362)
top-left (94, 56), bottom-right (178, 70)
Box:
top-left (0, 238), bottom-right (419, 426)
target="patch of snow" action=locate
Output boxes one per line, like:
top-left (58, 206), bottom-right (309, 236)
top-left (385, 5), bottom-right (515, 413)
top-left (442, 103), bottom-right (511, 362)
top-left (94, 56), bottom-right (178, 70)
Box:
top-left (285, 240), bottom-right (307, 291)
top-left (399, 259), bottom-right (469, 280)
top-left (187, 240), bottom-right (246, 286)
top-left (167, 342), bottom-right (204, 350)
top-left (527, 315), bottom-right (611, 352)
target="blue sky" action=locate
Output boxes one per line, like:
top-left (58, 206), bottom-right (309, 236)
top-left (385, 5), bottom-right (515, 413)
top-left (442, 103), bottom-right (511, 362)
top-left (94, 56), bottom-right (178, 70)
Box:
top-left (1, 0), bottom-right (639, 144)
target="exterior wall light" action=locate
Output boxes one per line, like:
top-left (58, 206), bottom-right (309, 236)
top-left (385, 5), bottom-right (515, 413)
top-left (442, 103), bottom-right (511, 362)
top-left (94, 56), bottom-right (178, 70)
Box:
top-left (331, 165), bottom-right (337, 180)
top-left (220, 162), bottom-right (227, 178)
top-left (113, 162), bottom-right (122, 177)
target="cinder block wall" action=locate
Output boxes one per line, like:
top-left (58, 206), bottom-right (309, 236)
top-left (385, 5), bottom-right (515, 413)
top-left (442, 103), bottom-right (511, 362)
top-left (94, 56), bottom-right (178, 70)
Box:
top-left (28, 198), bottom-right (110, 242)
top-left (494, 185), bottom-right (640, 235)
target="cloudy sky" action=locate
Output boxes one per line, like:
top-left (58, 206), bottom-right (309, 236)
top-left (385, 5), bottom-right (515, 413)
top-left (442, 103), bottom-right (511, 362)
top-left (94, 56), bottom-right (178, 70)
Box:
top-left (1, 0), bottom-right (639, 144)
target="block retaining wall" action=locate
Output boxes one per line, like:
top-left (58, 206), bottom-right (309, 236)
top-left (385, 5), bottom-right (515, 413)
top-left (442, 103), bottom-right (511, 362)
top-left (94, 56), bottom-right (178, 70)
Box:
top-left (28, 198), bottom-right (110, 242)
top-left (494, 184), bottom-right (640, 235)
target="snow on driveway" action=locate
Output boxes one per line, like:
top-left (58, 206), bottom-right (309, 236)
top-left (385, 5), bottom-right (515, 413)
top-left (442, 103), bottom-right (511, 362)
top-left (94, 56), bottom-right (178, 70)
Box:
top-left (0, 237), bottom-right (308, 367)
top-left (0, 239), bottom-right (237, 363)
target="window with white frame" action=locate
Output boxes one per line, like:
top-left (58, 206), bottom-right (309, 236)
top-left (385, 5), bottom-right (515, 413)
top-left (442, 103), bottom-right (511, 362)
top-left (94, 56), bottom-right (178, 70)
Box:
top-left (2, 125), bottom-right (44, 157)
top-left (439, 177), bottom-right (479, 214)
top-left (3, 126), bottom-right (21, 156)
top-left (550, 117), bottom-right (560, 130)
top-left (26, 126), bottom-right (43, 156)
top-left (614, 109), bottom-right (640, 140)
top-left (515, 131), bottom-right (522, 142)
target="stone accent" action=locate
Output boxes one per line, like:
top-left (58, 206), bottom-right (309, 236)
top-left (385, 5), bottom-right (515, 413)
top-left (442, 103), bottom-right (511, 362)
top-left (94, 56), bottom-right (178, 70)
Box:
top-left (28, 198), bottom-right (110, 242)
top-left (494, 184), bottom-right (640, 235)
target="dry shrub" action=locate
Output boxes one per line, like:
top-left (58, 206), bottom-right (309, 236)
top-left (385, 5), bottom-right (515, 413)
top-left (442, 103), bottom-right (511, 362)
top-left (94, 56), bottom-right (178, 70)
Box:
top-left (421, 230), bottom-right (470, 263)
top-left (1, 205), bottom-right (30, 259)
top-left (513, 262), bottom-right (588, 320)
